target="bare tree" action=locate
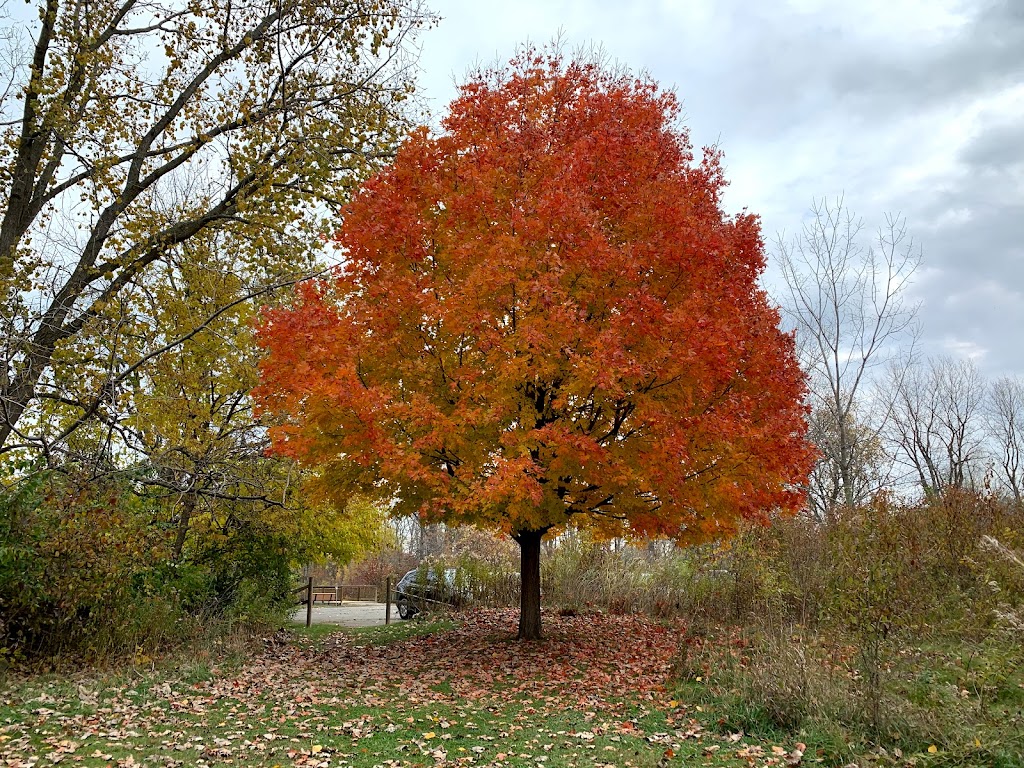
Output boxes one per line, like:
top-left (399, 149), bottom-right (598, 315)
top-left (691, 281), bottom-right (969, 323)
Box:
top-left (887, 356), bottom-right (987, 496)
top-left (986, 375), bottom-right (1024, 504)
top-left (0, 0), bottom-right (429, 458)
top-left (776, 197), bottom-right (920, 516)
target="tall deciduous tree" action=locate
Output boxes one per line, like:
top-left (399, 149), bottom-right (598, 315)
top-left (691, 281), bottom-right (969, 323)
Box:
top-left (255, 52), bottom-right (814, 639)
top-left (888, 356), bottom-right (986, 496)
top-left (0, 0), bottom-right (427, 458)
top-left (776, 198), bottom-right (920, 517)
top-left (987, 376), bottom-right (1024, 504)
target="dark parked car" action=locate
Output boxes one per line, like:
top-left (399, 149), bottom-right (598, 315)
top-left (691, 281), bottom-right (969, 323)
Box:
top-left (394, 567), bottom-right (467, 619)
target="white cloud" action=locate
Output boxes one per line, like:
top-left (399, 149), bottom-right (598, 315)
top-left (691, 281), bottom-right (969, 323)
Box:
top-left (942, 337), bottom-right (988, 362)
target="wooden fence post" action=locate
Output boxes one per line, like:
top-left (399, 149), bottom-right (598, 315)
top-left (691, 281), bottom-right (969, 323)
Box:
top-left (385, 576), bottom-right (392, 625)
top-left (305, 577), bottom-right (313, 628)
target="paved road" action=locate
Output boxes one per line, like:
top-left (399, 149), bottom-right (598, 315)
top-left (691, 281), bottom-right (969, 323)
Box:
top-left (292, 600), bottom-right (393, 628)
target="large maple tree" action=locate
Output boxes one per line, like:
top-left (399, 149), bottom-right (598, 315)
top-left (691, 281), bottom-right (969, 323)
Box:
top-left (255, 52), bottom-right (814, 640)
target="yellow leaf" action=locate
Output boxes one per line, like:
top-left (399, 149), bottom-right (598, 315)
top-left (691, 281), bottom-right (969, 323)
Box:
top-left (974, 738), bottom-right (981, 748)
top-left (423, 732), bottom-right (436, 739)
top-left (928, 745), bottom-right (938, 754)
top-left (668, 699), bottom-right (678, 708)
top-left (311, 745), bottom-right (322, 754)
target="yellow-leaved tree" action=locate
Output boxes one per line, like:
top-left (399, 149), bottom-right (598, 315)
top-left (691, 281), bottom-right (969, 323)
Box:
top-left (0, 0), bottom-right (429, 458)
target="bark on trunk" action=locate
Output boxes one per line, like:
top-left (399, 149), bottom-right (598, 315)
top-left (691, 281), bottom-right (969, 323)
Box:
top-left (171, 493), bottom-right (197, 562)
top-left (515, 528), bottom-right (544, 640)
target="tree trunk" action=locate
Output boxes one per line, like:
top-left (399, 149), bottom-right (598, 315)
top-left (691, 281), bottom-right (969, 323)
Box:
top-left (171, 493), bottom-right (197, 562)
top-left (515, 528), bottom-right (544, 641)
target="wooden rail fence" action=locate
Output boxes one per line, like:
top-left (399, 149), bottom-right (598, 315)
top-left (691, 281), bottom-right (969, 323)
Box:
top-left (293, 579), bottom-right (392, 628)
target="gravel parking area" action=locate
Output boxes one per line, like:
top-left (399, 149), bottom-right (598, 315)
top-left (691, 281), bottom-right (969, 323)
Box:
top-left (292, 600), bottom-right (391, 628)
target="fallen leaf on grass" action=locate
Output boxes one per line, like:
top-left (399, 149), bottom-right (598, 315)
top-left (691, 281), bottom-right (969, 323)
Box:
top-left (1, 610), bottom-right (687, 768)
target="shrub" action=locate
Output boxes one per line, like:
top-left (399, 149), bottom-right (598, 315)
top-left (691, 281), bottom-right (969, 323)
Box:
top-left (1, 470), bottom-right (300, 661)
top-left (670, 490), bottom-right (1024, 765)
top-left (823, 495), bottom-right (926, 731)
top-left (0, 472), bottom-right (169, 656)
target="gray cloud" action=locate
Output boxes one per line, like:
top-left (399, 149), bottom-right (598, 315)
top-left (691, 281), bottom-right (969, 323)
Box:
top-left (906, 111), bottom-right (1024, 374)
top-left (416, 0), bottom-right (1024, 378)
top-left (829, 1), bottom-right (1024, 114)
top-left (960, 120), bottom-right (1024, 171)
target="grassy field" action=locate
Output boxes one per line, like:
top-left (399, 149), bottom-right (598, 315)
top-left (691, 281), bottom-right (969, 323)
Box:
top-left (0, 610), bottom-right (811, 768)
top-left (1, 609), bottom-right (1020, 768)
top-left (676, 626), bottom-right (1024, 768)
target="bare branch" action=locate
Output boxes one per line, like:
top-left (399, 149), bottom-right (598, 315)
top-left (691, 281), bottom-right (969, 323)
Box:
top-left (775, 196), bottom-right (921, 515)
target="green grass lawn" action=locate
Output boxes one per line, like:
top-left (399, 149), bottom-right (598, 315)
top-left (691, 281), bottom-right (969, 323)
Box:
top-left (2, 611), bottom-right (1017, 768)
top-left (288, 618), bottom-right (457, 649)
top-left (0, 610), bottom-right (806, 768)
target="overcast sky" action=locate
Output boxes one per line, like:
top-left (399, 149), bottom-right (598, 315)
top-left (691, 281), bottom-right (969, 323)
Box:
top-left (412, 0), bottom-right (1024, 379)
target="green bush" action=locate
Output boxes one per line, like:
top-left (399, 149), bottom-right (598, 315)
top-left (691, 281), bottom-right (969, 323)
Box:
top-left (0, 470), bottom-right (298, 661)
top-left (0, 472), bottom-right (167, 655)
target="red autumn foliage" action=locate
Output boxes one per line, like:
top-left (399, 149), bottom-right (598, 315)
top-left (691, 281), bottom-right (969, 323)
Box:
top-left (255, 51), bottom-right (814, 639)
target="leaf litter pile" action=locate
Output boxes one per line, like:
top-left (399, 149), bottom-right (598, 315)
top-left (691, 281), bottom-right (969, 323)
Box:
top-left (1, 609), bottom-right (807, 767)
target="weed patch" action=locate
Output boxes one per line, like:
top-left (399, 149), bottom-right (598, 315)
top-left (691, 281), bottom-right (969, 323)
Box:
top-left (674, 624), bottom-right (1024, 767)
